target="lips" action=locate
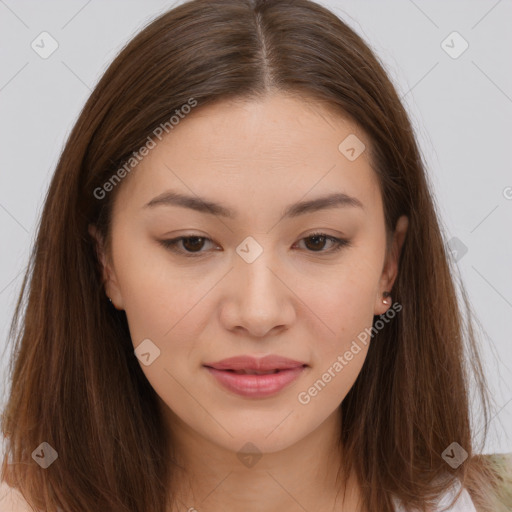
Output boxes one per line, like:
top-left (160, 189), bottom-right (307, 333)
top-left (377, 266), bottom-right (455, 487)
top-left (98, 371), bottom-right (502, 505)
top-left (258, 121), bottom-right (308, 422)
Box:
top-left (203, 355), bottom-right (308, 398)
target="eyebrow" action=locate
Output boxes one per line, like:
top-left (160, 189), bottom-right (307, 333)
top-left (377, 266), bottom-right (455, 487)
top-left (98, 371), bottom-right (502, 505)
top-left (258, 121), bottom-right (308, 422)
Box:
top-left (143, 190), bottom-right (364, 219)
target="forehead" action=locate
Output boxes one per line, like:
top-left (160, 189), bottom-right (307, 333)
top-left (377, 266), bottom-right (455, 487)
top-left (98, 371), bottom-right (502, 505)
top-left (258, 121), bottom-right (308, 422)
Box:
top-left (113, 93), bottom-right (382, 220)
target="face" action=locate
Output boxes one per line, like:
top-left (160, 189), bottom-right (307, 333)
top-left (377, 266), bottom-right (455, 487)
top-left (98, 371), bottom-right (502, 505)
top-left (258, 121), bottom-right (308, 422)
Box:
top-left (90, 92), bottom-right (407, 457)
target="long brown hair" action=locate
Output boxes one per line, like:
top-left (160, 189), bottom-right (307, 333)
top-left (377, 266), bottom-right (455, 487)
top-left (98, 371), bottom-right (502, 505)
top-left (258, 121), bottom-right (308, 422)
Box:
top-left (0, 0), bottom-right (506, 510)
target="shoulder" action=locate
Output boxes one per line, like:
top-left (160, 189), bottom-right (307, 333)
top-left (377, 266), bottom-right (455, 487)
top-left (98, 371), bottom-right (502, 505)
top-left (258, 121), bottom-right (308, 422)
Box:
top-left (481, 451), bottom-right (512, 477)
top-left (0, 480), bottom-right (34, 512)
top-left (478, 452), bottom-right (512, 511)
top-left (392, 457), bottom-right (512, 512)
top-left (439, 452), bottom-right (512, 512)
top-left (392, 478), bottom-right (476, 512)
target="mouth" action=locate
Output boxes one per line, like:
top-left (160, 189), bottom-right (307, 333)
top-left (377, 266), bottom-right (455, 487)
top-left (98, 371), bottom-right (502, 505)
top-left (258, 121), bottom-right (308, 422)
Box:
top-left (203, 364), bottom-right (308, 398)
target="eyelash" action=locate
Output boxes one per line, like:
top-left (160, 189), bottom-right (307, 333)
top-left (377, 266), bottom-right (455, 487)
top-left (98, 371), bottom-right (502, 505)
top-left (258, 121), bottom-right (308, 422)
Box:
top-left (158, 232), bottom-right (351, 258)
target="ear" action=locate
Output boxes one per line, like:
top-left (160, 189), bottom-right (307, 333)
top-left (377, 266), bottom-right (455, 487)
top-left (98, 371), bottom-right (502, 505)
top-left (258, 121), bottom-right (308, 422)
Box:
top-left (88, 224), bottom-right (124, 310)
top-left (375, 215), bottom-right (408, 315)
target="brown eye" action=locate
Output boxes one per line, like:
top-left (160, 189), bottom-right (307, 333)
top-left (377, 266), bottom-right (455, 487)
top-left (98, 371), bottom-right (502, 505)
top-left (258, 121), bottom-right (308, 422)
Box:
top-left (304, 234), bottom-right (329, 252)
top-left (180, 236), bottom-right (207, 252)
top-left (296, 233), bottom-right (351, 254)
top-left (159, 236), bottom-right (214, 256)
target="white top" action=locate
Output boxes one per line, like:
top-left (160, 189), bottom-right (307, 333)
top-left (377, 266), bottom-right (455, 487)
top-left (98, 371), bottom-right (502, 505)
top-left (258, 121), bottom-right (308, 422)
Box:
top-left (393, 478), bottom-right (477, 512)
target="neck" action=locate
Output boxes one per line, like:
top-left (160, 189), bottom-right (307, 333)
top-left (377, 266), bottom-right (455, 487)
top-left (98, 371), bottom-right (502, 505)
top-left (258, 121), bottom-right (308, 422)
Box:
top-left (160, 403), bottom-right (364, 512)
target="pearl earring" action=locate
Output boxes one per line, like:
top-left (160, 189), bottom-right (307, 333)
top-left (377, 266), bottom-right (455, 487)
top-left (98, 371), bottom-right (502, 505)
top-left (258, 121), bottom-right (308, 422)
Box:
top-left (382, 291), bottom-right (391, 305)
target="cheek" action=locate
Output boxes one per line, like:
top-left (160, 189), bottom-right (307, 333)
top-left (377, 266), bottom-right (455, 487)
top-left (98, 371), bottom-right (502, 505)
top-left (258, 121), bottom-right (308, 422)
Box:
top-left (110, 232), bottom-right (196, 345)
top-left (301, 282), bottom-right (373, 396)
top-left (119, 269), bottom-right (204, 354)
top-left (294, 273), bottom-right (375, 411)
top-left (294, 261), bottom-right (379, 342)
top-left (290, 246), bottom-right (382, 397)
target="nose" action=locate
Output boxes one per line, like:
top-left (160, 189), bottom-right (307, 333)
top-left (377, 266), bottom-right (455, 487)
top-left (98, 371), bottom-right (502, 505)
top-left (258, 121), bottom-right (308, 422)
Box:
top-left (220, 249), bottom-right (296, 339)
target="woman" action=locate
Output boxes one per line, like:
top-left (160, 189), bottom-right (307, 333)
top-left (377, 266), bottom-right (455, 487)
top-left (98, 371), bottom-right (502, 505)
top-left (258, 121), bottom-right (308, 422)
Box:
top-left (1, 0), bottom-right (511, 511)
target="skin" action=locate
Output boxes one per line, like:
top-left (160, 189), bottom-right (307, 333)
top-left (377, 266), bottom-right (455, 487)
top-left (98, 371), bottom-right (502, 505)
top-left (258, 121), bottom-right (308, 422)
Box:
top-left (89, 92), bottom-right (408, 512)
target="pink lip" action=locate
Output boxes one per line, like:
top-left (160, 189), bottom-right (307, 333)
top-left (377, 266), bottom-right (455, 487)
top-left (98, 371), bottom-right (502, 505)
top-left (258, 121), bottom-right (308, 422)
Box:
top-left (205, 366), bottom-right (307, 398)
top-left (203, 355), bottom-right (308, 398)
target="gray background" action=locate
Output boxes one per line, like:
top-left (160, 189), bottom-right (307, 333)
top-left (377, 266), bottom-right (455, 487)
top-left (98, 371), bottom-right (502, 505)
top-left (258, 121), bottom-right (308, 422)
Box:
top-left (1, 0), bottom-right (511, 457)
